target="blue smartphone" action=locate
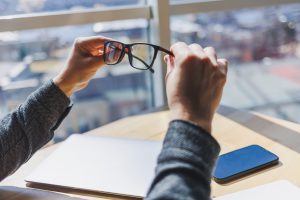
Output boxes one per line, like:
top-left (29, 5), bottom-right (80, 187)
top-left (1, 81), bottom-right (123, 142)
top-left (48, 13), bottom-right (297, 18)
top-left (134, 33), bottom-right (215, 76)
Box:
top-left (213, 145), bottom-right (279, 184)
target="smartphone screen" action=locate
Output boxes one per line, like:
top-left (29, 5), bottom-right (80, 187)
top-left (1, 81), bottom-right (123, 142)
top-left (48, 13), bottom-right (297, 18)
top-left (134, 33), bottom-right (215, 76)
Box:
top-left (213, 145), bottom-right (279, 183)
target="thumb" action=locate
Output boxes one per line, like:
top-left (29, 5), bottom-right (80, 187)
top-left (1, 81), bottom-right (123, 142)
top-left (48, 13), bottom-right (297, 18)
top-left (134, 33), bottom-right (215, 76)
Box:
top-left (164, 55), bottom-right (175, 74)
top-left (165, 55), bottom-right (174, 81)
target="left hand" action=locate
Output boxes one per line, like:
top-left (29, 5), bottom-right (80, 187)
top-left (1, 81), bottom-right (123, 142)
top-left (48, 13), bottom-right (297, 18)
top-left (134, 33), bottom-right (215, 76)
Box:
top-left (164, 42), bottom-right (228, 133)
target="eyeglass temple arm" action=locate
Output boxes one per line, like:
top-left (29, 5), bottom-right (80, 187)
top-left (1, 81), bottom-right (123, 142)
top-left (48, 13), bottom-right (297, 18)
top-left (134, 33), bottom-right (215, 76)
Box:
top-left (158, 47), bottom-right (174, 56)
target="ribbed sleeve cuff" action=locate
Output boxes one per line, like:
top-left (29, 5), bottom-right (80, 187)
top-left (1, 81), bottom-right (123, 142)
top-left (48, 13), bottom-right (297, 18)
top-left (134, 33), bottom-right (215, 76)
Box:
top-left (17, 80), bottom-right (72, 161)
top-left (162, 120), bottom-right (221, 171)
top-left (33, 80), bottom-right (70, 115)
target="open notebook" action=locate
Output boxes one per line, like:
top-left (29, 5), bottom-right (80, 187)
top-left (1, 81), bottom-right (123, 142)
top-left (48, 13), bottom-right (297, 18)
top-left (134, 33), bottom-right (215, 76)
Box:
top-left (26, 134), bottom-right (162, 198)
top-left (214, 180), bottom-right (300, 200)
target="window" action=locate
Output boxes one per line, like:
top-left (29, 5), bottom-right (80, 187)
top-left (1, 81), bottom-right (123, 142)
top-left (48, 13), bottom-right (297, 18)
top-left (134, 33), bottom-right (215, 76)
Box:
top-left (0, 19), bottom-right (154, 142)
top-left (171, 3), bottom-right (300, 123)
top-left (0, 0), bottom-right (299, 142)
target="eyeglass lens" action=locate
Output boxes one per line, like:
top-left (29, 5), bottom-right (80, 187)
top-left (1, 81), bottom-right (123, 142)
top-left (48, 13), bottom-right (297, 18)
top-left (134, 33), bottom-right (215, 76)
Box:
top-left (130, 44), bottom-right (155, 70)
top-left (104, 41), bottom-right (123, 64)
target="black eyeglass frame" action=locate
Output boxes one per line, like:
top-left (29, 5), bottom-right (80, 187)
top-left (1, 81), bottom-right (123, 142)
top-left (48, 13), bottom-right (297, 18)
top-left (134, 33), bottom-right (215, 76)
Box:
top-left (103, 41), bottom-right (173, 73)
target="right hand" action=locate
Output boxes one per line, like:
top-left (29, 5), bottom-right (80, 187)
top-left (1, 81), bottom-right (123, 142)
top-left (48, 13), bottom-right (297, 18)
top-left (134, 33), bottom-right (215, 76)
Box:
top-left (164, 42), bottom-right (228, 133)
top-left (53, 36), bottom-right (111, 97)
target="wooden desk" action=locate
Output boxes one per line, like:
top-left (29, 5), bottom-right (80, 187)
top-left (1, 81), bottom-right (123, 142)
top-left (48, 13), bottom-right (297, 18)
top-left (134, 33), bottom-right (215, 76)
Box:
top-left (1, 105), bottom-right (300, 200)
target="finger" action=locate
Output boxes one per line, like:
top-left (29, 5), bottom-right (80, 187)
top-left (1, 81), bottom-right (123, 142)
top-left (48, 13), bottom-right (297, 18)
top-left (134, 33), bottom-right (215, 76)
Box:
top-left (164, 54), bottom-right (174, 66)
top-left (204, 47), bottom-right (218, 67)
top-left (165, 55), bottom-right (176, 82)
top-left (204, 46), bottom-right (217, 59)
top-left (164, 55), bottom-right (168, 63)
top-left (165, 55), bottom-right (171, 80)
top-left (77, 36), bottom-right (113, 48)
top-left (189, 43), bottom-right (206, 59)
top-left (217, 58), bottom-right (228, 75)
top-left (189, 43), bottom-right (204, 52)
top-left (75, 36), bottom-right (114, 57)
top-left (170, 42), bottom-right (191, 59)
top-left (164, 55), bottom-right (174, 75)
top-left (90, 44), bottom-right (105, 56)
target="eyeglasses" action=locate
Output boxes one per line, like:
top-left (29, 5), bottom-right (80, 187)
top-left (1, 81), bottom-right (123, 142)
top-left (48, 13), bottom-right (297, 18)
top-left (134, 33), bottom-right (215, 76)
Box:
top-left (103, 41), bottom-right (173, 73)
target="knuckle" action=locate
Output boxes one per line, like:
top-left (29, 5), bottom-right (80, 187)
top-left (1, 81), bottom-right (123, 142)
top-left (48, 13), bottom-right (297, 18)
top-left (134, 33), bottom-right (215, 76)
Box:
top-left (200, 55), bottom-right (210, 63)
top-left (175, 41), bottom-right (187, 46)
top-left (212, 62), bottom-right (219, 68)
top-left (210, 64), bottom-right (218, 69)
top-left (171, 42), bottom-right (186, 51)
top-left (180, 53), bottom-right (199, 66)
top-left (179, 53), bottom-right (213, 67)
top-left (186, 53), bottom-right (199, 61)
top-left (175, 50), bottom-right (189, 60)
top-left (189, 43), bottom-right (199, 48)
top-left (74, 37), bottom-right (85, 47)
top-left (206, 46), bottom-right (216, 52)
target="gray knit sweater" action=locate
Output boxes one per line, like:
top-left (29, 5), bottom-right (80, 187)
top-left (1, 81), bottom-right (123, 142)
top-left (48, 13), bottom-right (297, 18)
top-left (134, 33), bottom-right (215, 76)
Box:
top-left (0, 80), bottom-right (220, 200)
top-left (0, 80), bottom-right (71, 181)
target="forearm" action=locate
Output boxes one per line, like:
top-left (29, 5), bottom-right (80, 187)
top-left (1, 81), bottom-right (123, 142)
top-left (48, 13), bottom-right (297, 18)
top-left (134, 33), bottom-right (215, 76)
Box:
top-left (0, 80), bottom-right (71, 181)
top-left (146, 120), bottom-right (220, 200)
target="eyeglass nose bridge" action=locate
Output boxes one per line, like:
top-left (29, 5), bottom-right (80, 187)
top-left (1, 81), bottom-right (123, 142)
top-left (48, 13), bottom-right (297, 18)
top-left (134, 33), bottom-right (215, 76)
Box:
top-left (124, 47), bottom-right (130, 54)
top-left (123, 45), bottom-right (132, 64)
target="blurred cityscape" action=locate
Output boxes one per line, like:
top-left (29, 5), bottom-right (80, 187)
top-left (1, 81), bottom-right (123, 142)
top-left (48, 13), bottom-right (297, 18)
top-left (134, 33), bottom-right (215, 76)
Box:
top-left (0, 0), bottom-right (151, 142)
top-left (0, 1), bottom-right (300, 141)
top-left (171, 3), bottom-right (300, 124)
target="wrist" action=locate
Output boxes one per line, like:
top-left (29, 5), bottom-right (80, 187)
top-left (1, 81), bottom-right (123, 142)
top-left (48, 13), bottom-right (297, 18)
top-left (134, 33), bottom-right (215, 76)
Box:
top-left (53, 75), bottom-right (75, 97)
top-left (170, 109), bottom-right (212, 133)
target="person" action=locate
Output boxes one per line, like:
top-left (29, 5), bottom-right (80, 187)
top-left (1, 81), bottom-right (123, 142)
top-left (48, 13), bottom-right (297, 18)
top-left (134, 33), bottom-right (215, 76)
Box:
top-left (0, 36), bottom-right (227, 200)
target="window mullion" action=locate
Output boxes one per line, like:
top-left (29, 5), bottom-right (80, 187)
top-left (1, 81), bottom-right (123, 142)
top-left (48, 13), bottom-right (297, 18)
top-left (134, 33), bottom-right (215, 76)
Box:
top-left (0, 5), bottom-right (151, 32)
top-left (171, 0), bottom-right (300, 16)
top-left (147, 0), bottom-right (171, 108)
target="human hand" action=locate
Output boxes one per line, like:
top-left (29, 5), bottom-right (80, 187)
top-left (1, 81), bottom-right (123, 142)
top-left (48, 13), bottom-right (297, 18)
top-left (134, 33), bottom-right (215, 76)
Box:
top-left (164, 42), bottom-right (228, 133)
top-left (53, 36), bottom-right (111, 97)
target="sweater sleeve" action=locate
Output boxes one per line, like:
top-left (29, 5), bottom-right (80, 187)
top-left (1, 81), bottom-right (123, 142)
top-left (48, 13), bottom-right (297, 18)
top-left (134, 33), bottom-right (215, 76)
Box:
top-left (145, 120), bottom-right (220, 200)
top-left (0, 80), bottom-right (72, 181)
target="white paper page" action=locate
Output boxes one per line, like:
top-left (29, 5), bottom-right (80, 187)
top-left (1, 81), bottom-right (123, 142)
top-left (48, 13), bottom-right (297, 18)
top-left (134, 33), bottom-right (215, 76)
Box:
top-left (214, 180), bottom-right (300, 200)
